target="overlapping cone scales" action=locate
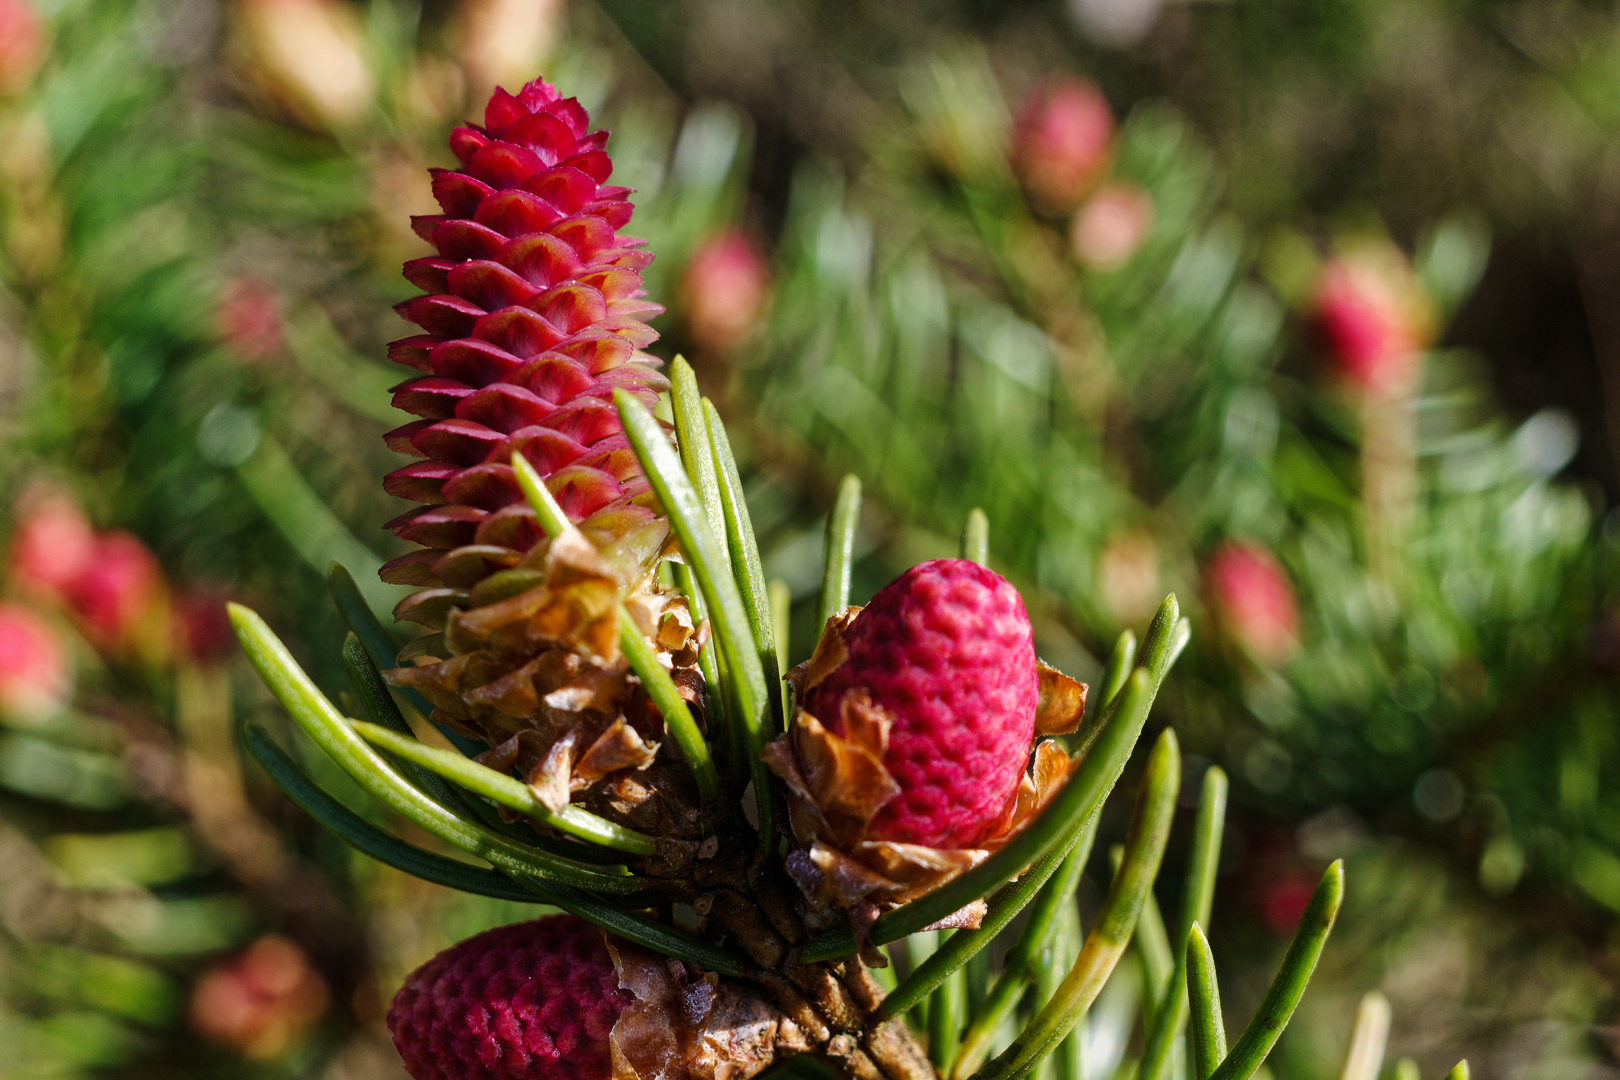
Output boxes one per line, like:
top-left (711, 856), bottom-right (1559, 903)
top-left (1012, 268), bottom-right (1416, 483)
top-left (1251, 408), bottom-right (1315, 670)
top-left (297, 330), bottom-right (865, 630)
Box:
top-left (381, 79), bottom-right (670, 618)
top-left (388, 915), bottom-right (628, 1080)
top-left (801, 559), bottom-right (1039, 850)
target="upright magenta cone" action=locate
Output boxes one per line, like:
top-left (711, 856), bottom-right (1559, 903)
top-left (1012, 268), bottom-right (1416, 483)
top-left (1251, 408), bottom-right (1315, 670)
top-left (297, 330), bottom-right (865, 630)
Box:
top-left (377, 80), bottom-right (703, 804)
top-left (381, 79), bottom-right (671, 614)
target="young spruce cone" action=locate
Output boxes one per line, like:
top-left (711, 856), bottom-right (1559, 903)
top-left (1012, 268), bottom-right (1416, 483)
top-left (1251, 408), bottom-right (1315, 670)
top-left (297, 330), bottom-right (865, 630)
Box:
top-left (382, 78), bottom-right (670, 583)
top-left (379, 80), bottom-right (703, 813)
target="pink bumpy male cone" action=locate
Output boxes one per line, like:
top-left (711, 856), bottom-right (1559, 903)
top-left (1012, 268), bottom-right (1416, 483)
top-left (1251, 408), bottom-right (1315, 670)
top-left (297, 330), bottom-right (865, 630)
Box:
top-left (388, 916), bottom-right (628, 1080)
top-left (803, 559), bottom-right (1038, 849)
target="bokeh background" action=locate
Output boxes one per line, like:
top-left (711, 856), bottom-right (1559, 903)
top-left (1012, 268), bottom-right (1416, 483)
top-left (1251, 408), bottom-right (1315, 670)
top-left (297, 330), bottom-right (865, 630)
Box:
top-left (3, 0), bottom-right (1620, 1077)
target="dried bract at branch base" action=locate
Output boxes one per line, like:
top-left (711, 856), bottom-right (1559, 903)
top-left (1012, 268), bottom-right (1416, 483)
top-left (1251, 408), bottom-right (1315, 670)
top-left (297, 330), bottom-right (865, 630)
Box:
top-left (385, 528), bottom-right (700, 813)
top-left (608, 937), bottom-right (803, 1080)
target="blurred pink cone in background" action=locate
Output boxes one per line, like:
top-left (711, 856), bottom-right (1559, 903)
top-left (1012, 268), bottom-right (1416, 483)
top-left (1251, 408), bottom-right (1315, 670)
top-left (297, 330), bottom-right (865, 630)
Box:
top-left (0, 603), bottom-right (69, 721)
top-left (191, 936), bottom-right (329, 1059)
top-left (1205, 540), bottom-right (1300, 665)
top-left (0, 0), bottom-right (44, 96)
top-left (66, 531), bottom-right (166, 654)
top-left (1071, 182), bottom-right (1153, 269)
top-left (1011, 77), bottom-right (1114, 216)
top-left (10, 490), bottom-right (175, 661)
top-left (680, 230), bottom-right (771, 356)
top-left (1312, 247), bottom-right (1431, 397)
top-left (216, 277), bottom-right (283, 360)
top-left (9, 489), bottom-right (96, 601)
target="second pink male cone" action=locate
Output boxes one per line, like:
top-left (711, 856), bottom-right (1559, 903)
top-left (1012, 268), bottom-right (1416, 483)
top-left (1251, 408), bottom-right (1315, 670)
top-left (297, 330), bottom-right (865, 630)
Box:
top-left (802, 559), bottom-right (1038, 850)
